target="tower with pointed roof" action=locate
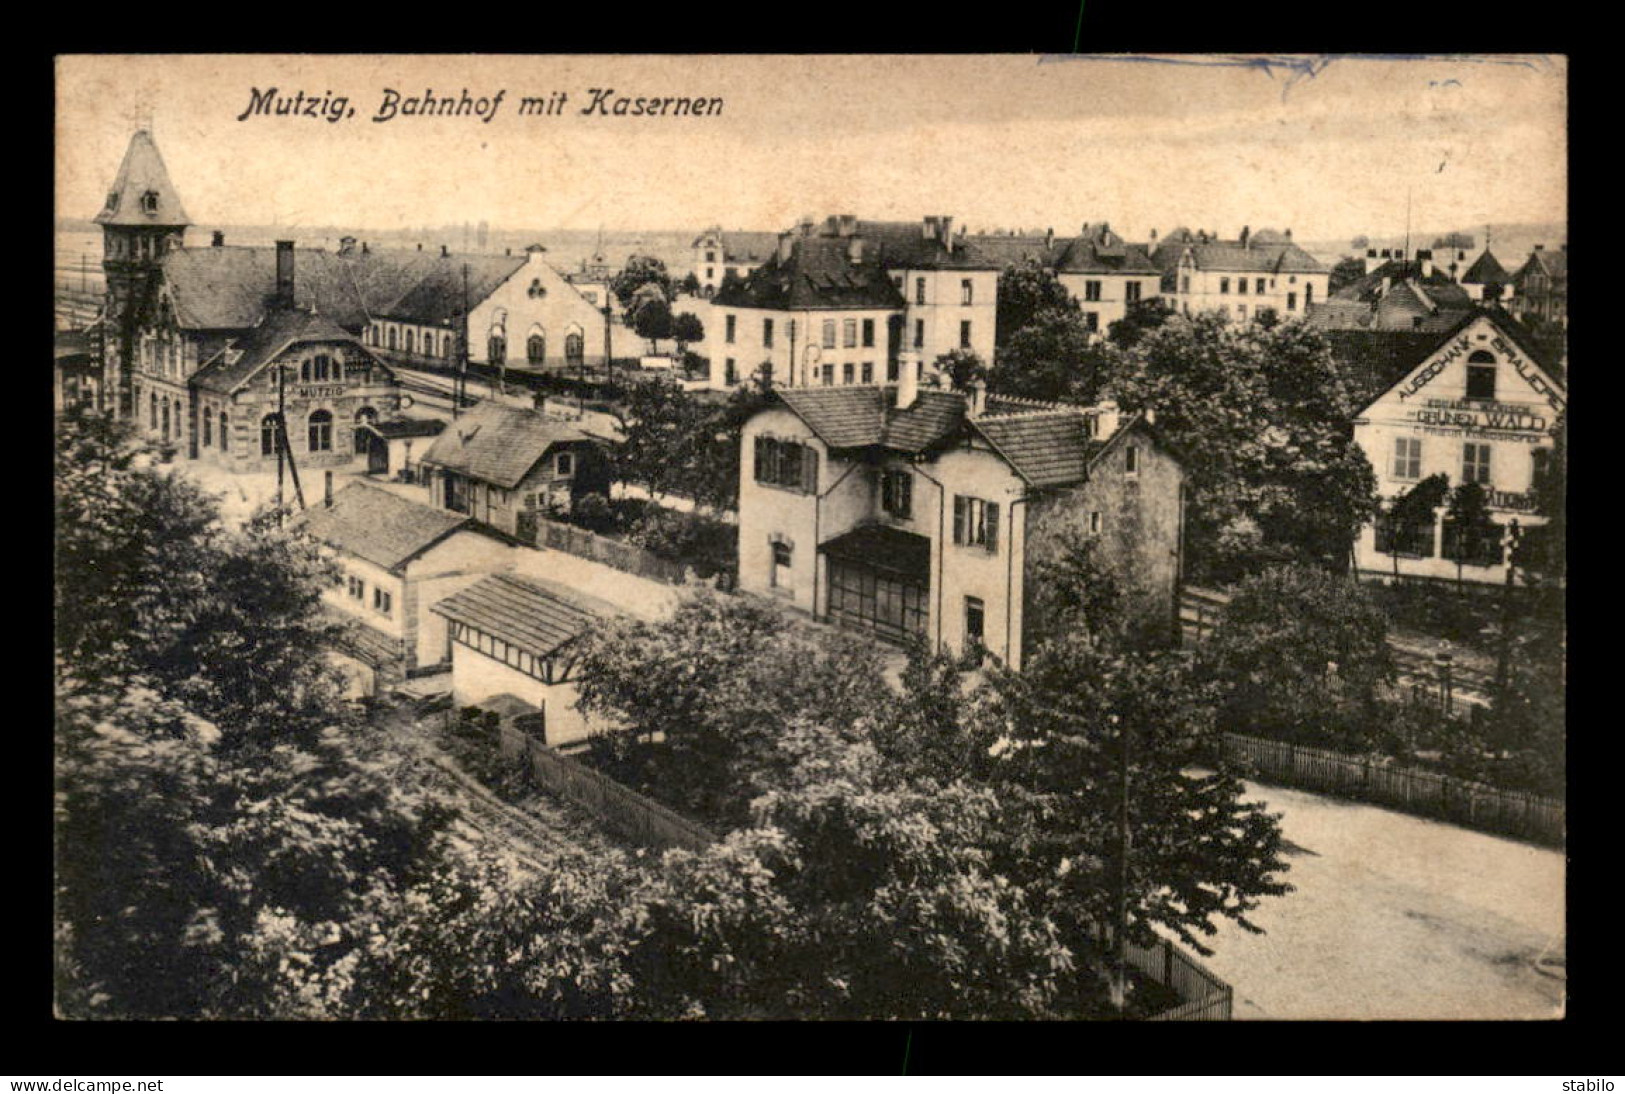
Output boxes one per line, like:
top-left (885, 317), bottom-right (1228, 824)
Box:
top-left (95, 129), bottom-right (190, 417)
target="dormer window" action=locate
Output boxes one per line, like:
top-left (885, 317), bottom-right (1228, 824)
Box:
top-left (141, 190), bottom-right (159, 214)
top-left (105, 191), bottom-right (119, 212)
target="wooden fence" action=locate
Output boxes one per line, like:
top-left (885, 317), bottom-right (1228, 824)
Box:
top-left (1080, 920), bottom-right (1234, 1021)
top-left (1220, 732), bottom-right (1565, 847)
top-left (497, 721), bottom-right (718, 854)
top-left (528, 515), bottom-right (736, 590)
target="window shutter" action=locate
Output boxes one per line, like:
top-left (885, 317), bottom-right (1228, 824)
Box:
top-left (953, 496), bottom-right (967, 544)
top-left (754, 435), bottom-right (769, 483)
top-left (985, 502), bottom-right (1000, 551)
top-left (801, 446), bottom-right (818, 494)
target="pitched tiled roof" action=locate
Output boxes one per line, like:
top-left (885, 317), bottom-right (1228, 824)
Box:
top-left (714, 236), bottom-right (906, 311)
top-left (1331, 261), bottom-right (1465, 304)
top-left (719, 231), bottom-right (780, 264)
top-left (191, 307), bottom-right (385, 394)
top-left (418, 400), bottom-right (592, 489)
top-left (297, 481), bottom-right (475, 573)
top-left (378, 254), bottom-right (527, 325)
top-left (1461, 250), bottom-right (1510, 285)
top-left (94, 130), bottom-right (189, 228)
top-left (1054, 225), bottom-right (1159, 275)
top-left (1181, 240), bottom-right (1326, 275)
top-left (1515, 248), bottom-right (1568, 285)
top-left (819, 523), bottom-right (932, 582)
top-left (774, 386), bottom-right (966, 453)
top-left (965, 235), bottom-right (1065, 269)
top-left (431, 571), bottom-right (616, 657)
top-left (970, 410), bottom-right (1099, 487)
top-left (853, 219), bottom-right (1003, 271)
top-left (1321, 328), bottom-right (1453, 408)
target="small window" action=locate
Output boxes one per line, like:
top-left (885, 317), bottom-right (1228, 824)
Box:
top-left (348, 575), bottom-right (365, 600)
top-left (915, 277), bottom-right (926, 305)
top-left (771, 540), bottom-right (794, 592)
top-left (952, 495), bottom-right (999, 551)
top-left (307, 409), bottom-right (333, 453)
top-left (822, 320), bottom-right (837, 349)
top-left (1084, 312), bottom-right (1099, 333)
top-left (862, 318), bottom-right (876, 347)
top-left (842, 362), bottom-right (854, 384)
top-left (1463, 443), bottom-right (1492, 485)
top-left (1256, 278), bottom-right (1267, 294)
top-left (1126, 282), bottom-right (1142, 304)
top-left (1085, 280), bottom-right (1102, 302)
top-left (887, 360), bottom-right (900, 382)
top-left (141, 190), bottom-right (158, 214)
top-left (219, 411), bottom-right (229, 452)
top-left (373, 586), bottom-right (393, 616)
top-left (725, 358), bottom-right (737, 385)
top-left (763, 318), bottom-right (774, 348)
top-left (725, 315), bottom-right (737, 344)
top-left (1392, 437), bottom-right (1422, 481)
top-left (861, 362), bottom-right (874, 384)
top-left (1287, 292), bottom-right (1298, 311)
top-left (1089, 511), bottom-right (1102, 534)
top-left (261, 414), bottom-right (278, 456)
top-left (555, 451), bottom-right (575, 477)
top-left (1238, 278), bottom-right (1249, 295)
top-left (913, 319), bottom-right (924, 349)
top-left (1531, 448), bottom-right (1552, 492)
top-left (961, 279), bottom-right (973, 305)
top-left (1125, 445), bottom-right (1139, 475)
top-left (1180, 275), bottom-right (1191, 294)
top-left (1220, 277), bottom-right (1231, 294)
top-left (1466, 353), bottom-right (1497, 400)
top-left (960, 321), bottom-right (972, 348)
top-left (821, 363), bottom-right (834, 386)
top-left (843, 319), bottom-right (857, 348)
top-left (488, 335), bottom-right (506, 364)
top-left (881, 469), bottom-right (913, 519)
top-left (527, 333), bottom-right (546, 364)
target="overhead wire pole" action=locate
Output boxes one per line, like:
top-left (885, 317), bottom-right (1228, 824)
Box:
top-left (455, 263), bottom-right (469, 419)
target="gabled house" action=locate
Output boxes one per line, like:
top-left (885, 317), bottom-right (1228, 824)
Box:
top-left (736, 368), bottom-right (1186, 667)
top-left (691, 226), bottom-right (780, 297)
top-left (971, 222), bottom-right (1163, 337)
top-left (1334, 308), bottom-right (1566, 584)
top-left (417, 400), bottom-right (612, 538)
top-left (1307, 251), bottom-right (1477, 334)
top-left (431, 572), bottom-right (621, 750)
top-left (1509, 246), bottom-right (1568, 327)
top-left (1153, 226), bottom-right (1328, 323)
top-left (297, 480), bottom-right (512, 686)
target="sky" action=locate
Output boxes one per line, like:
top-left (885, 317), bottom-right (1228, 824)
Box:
top-left (56, 54), bottom-right (1567, 243)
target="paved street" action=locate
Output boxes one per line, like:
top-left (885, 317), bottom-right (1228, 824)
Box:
top-left (1195, 778), bottom-right (1565, 1020)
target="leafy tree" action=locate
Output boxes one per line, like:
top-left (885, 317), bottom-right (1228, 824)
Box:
top-left (990, 308), bottom-right (1108, 404)
top-left (670, 311), bottom-right (705, 356)
top-left (1383, 473), bottom-right (1450, 579)
top-left (1329, 256), bottom-right (1366, 294)
top-left (976, 635), bottom-right (1294, 970)
top-left (933, 348), bottom-right (988, 391)
top-left (610, 254), bottom-right (674, 310)
top-left (1350, 235), bottom-right (1370, 251)
top-left (1443, 480), bottom-right (1497, 587)
top-left (678, 271), bottom-right (702, 297)
top-left (1106, 298), bottom-right (1175, 350)
top-left (573, 588), bottom-right (893, 828)
top-left (632, 298), bottom-right (674, 353)
top-left (1432, 231), bottom-right (1476, 251)
top-left (1023, 519), bottom-right (1132, 652)
top-left (995, 260), bottom-right (1077, 347)
top-left (1199, 564), bottom-right (1396, 752)
top-left (1106, 314), bottom-right (1378, 582)
top-left (1515, 414), bottom-right (1566, 585)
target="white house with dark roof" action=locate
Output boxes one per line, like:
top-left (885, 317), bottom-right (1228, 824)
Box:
top-left (737, 368), bottom-right (1186, 667)
top-left (417, 400), bottom-right (612, 538)
top-left (1153, 227), bottom-right (1328, 323)
top-left (691, 227), bottom-right (781, 297)
top-left (298, 480), bottom-right (513, 685)
top-left (431, 571), bottom-right (621, 749)
top-left (1332, 308), bottom-right (1566, 585)
top-left (706, 215), bottom-right (1002, 391)
top-left (971, 223), bottom-right (1163, 337)
top-left (1509, 246), bottom-right (1568, 328)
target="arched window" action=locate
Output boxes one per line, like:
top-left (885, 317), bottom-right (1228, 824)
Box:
top-left (527, 332), bottom-right (546, 364)
top-left (261, 414), bottom-right (279, 456)
top-left (219, 411), bottom-right (229, 452)
top-left (1466, 350), bottom-right (1498, 401)
top-left (424, 332), bottom-right (439, 359)
top-left (404, 329), bottom-right (416, 355)
top-left (489, 334), bottom-right (506, 364)
top-left (354, 406), bottom-right (377, 454)
top-left (387, 327), bottom-right (398, 351)
top-left (565, 331), bottom-right (585, 367)
top-left (308, 409), bottom-right (333, 453)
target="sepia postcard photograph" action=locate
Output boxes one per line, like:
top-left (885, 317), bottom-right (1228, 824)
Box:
top-left (52, 52), bottom-right (1567, 1027)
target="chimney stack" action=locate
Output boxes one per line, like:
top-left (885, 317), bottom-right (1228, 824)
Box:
top-left (275, 240), bottom-right (295, 308)
top-left (776, 230), bottom-right (794, 264)
top-left (940, 216), bottom-right (955, 251)
top-left (835, 214), bottom-right (856, 238)
top-left (848, 236), bottom-right (864, 264)
top-left (441, 244), bottom-right (449, 257)
top-left (1240, 225), bottom-right (1251, 249)
top-left (1045, 227), bottom-right (1055, 250)
top-left (1150, 227), bottom-right (1159, 243)
top-left (1284, 228), bottom-right (1293, 242)
top-left (339, 235), bottom-right (356, 256)
top-left (1364, 247), bottom-right (1380, 274)
top-left (1417, 249), bottom-right (1434, 278)
top-left (212, 230), bottom-right (225, 248)
top-left (1094, 399), bottom-right (1121, 441)
top-left (967, 377), bottom-right (987, 417)
top-left (896, 353), bottom-right (919, 410)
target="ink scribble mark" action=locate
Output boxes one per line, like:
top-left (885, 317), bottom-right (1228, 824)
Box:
top-left (1072, 0), bottom-right (1085, 54)
top-left (1430, 78), bottom-right (1463, 88)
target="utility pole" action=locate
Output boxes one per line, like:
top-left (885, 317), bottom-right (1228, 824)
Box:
top-left (602, 301), bottom-right (614, 392)
top-left (276, 364), bottom-right (286, 515)
top-left (1112, 711), bottom-right (1131, 1017)
top-left (455, 263), bottom-right (469, 419)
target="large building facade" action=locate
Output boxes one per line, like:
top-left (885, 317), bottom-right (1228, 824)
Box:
top-left (1154, 227), bottom-right (1329, 323)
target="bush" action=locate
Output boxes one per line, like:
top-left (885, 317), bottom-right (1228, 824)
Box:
top-left (627, 508), bottom-right (736, 577)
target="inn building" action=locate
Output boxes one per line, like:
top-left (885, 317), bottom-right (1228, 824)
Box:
top-left (1330, 308), bottom-right (1566, 585)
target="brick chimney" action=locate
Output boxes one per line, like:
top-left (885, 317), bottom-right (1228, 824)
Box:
top-left (1239, 225), bottom-right (1251, 249)
top-left (776, 230), bottom-right (794, 264)
top-left (1417, 249), bottom-right (1434, 278)
top-left (275, 240), bottom-right (295, 308)
top-left (1045, 227), bottom-right (1055, 250)
top-left (212, 230), bottom-right (225, 247)
top-left (441, 244), bottom-right (449, 257)
top-left (966, 377), bottom-right (987, 416)
top-left (1094, 399), bottom-right (1121, 441)
top-left (1364, 247), bottom-right (1380, 274)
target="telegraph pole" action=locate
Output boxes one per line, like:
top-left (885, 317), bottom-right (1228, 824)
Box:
top-left (276, 364), bottom-right (286, 515)
top-left (455, 263), bottom-right (469, 419)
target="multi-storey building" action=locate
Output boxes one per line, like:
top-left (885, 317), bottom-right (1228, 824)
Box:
top-left (1509, 245), bottom-right (1568, 327)
top-left (735, 369), bottom-right (1187, 666)
top-left (1153, 226), bottom-right (1329, 323)
top-left (706, 215), bottom-right (1000, 390)
top-left (1333, 308), bottom-right (1566, 585)
top-left (972, 222), bottom-right (1163, 337)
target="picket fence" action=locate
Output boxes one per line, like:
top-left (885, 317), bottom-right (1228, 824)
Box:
top-left (1220, 732), bottom-right (1565, 846)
